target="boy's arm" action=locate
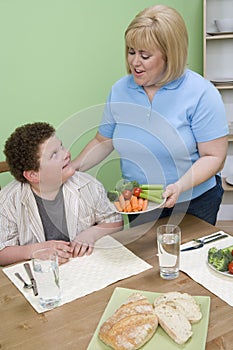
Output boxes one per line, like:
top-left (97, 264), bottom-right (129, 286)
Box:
top-left (71, 220), bottom-right (123, 257)
top-left (0, 240), bottom-right (73, 266)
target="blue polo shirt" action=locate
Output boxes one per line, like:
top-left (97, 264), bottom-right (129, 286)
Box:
top-left (98, 69), bottom-right (228, 202)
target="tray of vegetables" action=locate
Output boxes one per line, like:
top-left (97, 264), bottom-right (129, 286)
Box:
top-left (107, 179), bottom-right (166, 214)
top-left (207, 245), bottom-right (233, 276)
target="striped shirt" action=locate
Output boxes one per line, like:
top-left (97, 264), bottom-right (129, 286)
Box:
top-left (0, 172), bottom-right (122, 249)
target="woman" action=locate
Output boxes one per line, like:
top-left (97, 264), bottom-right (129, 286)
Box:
top-left (72, 5), bottom-right (228, 226)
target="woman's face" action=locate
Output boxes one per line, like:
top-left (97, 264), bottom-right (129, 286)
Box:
top-left (127, 47), bottom-right (166, 87)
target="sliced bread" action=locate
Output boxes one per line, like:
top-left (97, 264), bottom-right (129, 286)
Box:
top-left (154, 303), bottom-right (193, 345)
top-left (154, 292), bottom-right (202, 323)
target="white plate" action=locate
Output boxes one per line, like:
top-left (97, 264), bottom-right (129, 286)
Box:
top-left (207, 262), bottom-right (233, 277)
top-left (225, 176), bottom-right (233, 186)
top-left (110, 197), bottom-right (166, 215)
top-left (207, 31), bottom-right (233, 36)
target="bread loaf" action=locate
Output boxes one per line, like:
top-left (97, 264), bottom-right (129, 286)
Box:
top-left (154, 292), bottom-right (202, 323)
top-left (98, 293), bottom-right (158, 350)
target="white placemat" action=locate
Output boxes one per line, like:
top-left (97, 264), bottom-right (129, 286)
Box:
top-left (180, 231), bottom-right (233, 306)
top-left (3, 235), bottom-right (152, 313)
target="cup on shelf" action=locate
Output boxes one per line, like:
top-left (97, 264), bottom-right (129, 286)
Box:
top-left (228, 122), bottom-right (233, 135)
top-left (157, 224), bottom-right (181, 280)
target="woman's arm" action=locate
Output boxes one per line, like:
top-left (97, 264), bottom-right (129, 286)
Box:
top-left (163, 136), bottom-right (228, 207)
top-left (72, 133), bottom-right (114, 171)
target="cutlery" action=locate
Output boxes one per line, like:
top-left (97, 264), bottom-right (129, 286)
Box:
top-left (193, 232), bottom-right (224, 244)
top-left (15, 272), bottom-right (33, 289)
top-left (181, 233), bottom-right (228, 252)
top-left (24, 263), bottom-right (38, 296)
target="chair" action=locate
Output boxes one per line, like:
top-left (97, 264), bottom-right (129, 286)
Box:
top-left (0, 161), bottom-right (10, 190)
top-left (0, 161), bottom-right (10, 173)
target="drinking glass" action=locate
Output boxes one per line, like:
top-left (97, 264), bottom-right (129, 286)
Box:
top-left (157, 224), bottom-right (181, 279)
top-left (32, 248), bottom-right (61, 309)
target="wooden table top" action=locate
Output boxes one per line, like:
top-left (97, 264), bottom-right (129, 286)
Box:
top-left (0, 214), bottom-right (232, 350)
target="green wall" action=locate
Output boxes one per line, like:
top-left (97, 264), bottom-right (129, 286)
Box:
top-left (0, 0), bottom-right (203, 188)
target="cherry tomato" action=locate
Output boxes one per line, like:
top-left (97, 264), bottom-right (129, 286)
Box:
top-left (228, 261), bottom-right (233, 274)
top-left (122, 189), bottom-right (132, 200)
top-left (133, 187), bottom-right (142, 197)
top-left (231, 250), bottom-right (233, 256)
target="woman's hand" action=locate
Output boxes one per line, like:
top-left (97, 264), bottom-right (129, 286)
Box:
top-left (162, 136), bottom-right (228, 209)
top-left (163, 182), bottom-right (182, 208)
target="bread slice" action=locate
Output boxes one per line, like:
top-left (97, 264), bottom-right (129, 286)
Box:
top-left (98, 293), bottom-right (158, 350)
top-left (154, 303), bottom-right (193, 345)
top-left (154, 292), bottom-right (202, 323)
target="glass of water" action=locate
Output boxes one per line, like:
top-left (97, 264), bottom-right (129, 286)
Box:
top-left (157, 224), bottom-right (181, 280)
top-left (32, 248), bottom-right (61, 309)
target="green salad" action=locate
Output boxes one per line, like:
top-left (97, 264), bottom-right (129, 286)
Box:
top-left (208, 245), bottom-right (233, 272)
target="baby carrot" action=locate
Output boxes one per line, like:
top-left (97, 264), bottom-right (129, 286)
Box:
top-left (130, 195), bottom-right (138, 211)
top-left (142, 199), bottom-right (148, 211)
top-left (138, 197), bottom-right (144, 211)
top-left (118, 193), bottom-right (126, 211)
top-left (114, 201), bottom-right (122, 212)
top-left (123, 200), bottom-right (131, 212)
top-left (125, 202), bottom-right (132, 212)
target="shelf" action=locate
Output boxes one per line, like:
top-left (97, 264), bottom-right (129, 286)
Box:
top-left (222, 177), bottom-right (233, 192)
top-left (206, 34), bottom-right (233, 40)
top-left (214, 85), bottom-right (233, 90)
top-left (204, 0), bottom-right (233, 201)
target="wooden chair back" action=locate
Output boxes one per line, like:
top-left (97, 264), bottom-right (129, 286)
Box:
top-left (0, 161), bottom-right (10, 189)
top-left (0, 161), bottom-right (10, 174)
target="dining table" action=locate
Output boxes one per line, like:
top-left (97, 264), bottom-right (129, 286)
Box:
top-left (0, 214), bottom-right (233, 350)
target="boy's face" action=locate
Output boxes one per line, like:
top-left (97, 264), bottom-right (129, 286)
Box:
top-left (37, 134), bottom-right (75, 190)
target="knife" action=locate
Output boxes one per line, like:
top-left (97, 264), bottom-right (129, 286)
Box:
top-left (181, 234), bottom-right (228, 252)
top-left (24, 263), bottom-right (38, 296)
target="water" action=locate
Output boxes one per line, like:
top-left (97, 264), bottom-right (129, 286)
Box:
top-left (158, 233), bottom-right (180, 279)
top-left (33, 260), bottom-right (60, 309)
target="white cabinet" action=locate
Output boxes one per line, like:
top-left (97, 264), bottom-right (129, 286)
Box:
top-left (203, 0), bottom-right (233, 127)
top-left (203, 0), bottom-right (233, 219)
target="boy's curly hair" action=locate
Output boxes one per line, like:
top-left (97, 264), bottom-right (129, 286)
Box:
top-left (4, 122), bottom-right (55, 183)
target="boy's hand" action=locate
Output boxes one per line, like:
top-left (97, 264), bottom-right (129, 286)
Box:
top-left (38, 240), bottom-right (73, 264)
top-left (70, 240), bottom-right (94, 257)
top-left (70, 230), bottom-right (96, 257)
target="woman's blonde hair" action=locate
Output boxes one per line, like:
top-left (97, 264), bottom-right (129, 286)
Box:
top-left (125, 5), bottom-right (188, 86)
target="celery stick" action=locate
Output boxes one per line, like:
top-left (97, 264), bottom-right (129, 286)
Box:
top-left (140, 184), bottom-right (164, 190)
top-left (141, 189), bottom-right (163, 197)
top-left (139, 192), bottom-right (163, 203)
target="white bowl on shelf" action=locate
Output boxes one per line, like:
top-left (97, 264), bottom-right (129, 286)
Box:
top-left (226, 176), bottom-right (233, 186)
top-left (215, 18), bottom-right (233, 32)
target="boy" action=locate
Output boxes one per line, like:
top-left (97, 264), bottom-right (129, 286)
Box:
top-left (0, 122), bottom-right (123, 266)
